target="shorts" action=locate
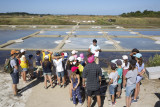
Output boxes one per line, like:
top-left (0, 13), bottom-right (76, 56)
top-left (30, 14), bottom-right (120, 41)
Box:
top-left (10, 72), bottom-right (19, 84)
top-left (136, 76), bottom-right (143, 83)
top-left (117, 83), bottom-right (122, 91)
top-left (109, 85), bottom-right (117, 95)
top-left (123, 69), bottom-right (129, 76)
top-left (43, 72), bottom-right (52, 76)
top-left (57, 71), bottom-right (64, 77)
top-left (87, 88), bottom-right (101, 96)
top-left (22, 68), bottom-right (28, 72)
top-left (36, 66), bottom-right (42, 71)
top-left (126, 84), bottom-right (136, 97)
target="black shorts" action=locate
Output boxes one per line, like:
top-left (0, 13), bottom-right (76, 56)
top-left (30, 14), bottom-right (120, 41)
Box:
top-left (87, 88), bottom-right (101, 96)
top-left (10, 72), bottom-right (19, 84)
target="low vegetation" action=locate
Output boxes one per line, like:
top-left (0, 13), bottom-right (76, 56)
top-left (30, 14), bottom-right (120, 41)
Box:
top-left (146, 54), bottom-right (160, 67)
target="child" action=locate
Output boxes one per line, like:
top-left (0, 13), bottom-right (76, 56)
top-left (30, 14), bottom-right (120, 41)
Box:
top-left (42, 55), bottom-right (54, 89)
top-left (125, 60), bottom-right (138, 107)
top-left (122, 55), bottom-right (130, 88)
top-left (79, 53), bottom-right (86, 67)
top-left (20, 49), bottom-right (28, 83)
top-left (28, 54), bottom-right (34, 80)
top-left (70, 66), bottom-right (82, 106)
top-left (53, 53), bottom-right (65, 88)
top-left (35, 51), bottom-right (42, 79)
top-left (133, 53), bottom-right (145, 102)
top-left (71, 50), bottom-right (78, 59)
top-left (116, 59), bottom-right (123, 99)
top-left (109, 63), bottom-right (118, 106)
top-left (77, 57), bottom-right (84, 78)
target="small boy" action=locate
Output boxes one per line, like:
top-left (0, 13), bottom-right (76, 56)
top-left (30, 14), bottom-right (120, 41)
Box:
top-left (116, 59), bottom-right (123, 99)
top-left (35, 51), bottom-right (42, 79)
top-left (109, 63), bottom-right (118, 106)
top-left (28, 54), bottom-right (34, 80)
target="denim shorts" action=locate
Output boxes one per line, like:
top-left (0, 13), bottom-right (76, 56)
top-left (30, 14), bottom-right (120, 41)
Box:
top-left (57, 71), bottom-right (64, 77)
top-left (10, 72), bottom-right (19, 84)
top-left (43, 72), bottom-right (52, 76)
top-left (22, 68), bottom-right (28, 72)
top-left (126, 84), bottom-right (136, 97)
top-left (109, 85), bottom-right (117, 95)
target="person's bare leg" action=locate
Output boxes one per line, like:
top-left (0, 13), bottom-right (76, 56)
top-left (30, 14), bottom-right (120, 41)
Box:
top-left (62, 77), bottom-right (65, 85)
top-left (44, 75), bottom-right (47, 88)
top-left (96, 95), bottom-right (101, 107)
top-left (128, 96), bottom-right (132, 107)
top-left (12, 84), bottom-right (17, 95)
top-left (58, 77), bottom-right (61, 85)
top-left (88, 96), bottom-right (92, 107)
top-left (112, 95), bottom-right (114, 103)
top-left (69, 83), bottom-right (72, 98)
top-left (123, 77), bottom-right (126, 88)
top-left (126, 97), bottom-right (129, 107)
top-left (134, 84), bottom-right (138, 100)
top-left (48, 75), bottom-right (53, 87)
top-left (24, 71), bottom-right (26, 82)
top-left (137, 83), bottom-right (140, 98)
top-left (36, 70), bottom-right (39, 78)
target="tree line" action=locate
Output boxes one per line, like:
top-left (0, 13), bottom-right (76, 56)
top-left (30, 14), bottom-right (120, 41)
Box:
top-left (0, 12), bottom-right (51, 16)
top-left (120, 10), bottom-right (160, 17)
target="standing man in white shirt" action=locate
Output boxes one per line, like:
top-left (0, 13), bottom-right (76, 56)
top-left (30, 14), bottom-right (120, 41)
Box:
top-left (88, 39), bottom-right (102, 64)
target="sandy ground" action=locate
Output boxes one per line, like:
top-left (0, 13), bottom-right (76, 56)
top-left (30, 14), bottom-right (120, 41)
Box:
top-left (0, 71), bottom-right (160, 107)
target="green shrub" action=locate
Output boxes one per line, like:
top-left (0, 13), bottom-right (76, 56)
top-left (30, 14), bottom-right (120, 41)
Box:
top-left (147, 54), bottom-right (160, 67)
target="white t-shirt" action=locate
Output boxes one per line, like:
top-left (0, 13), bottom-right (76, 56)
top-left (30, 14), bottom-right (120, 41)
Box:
top-left (122, 62), bottom-right (130, 70)
top-left (109, 71), bottom-right (118, 85)
top-left (53, 58), bottom-right (64, 72)
top-left (89, 44), bottom-right (100, 57)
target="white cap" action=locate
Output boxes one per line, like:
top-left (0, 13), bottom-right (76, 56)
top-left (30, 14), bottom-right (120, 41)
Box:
top-left (64, 52), bottom-right (68, 56)
top-left (122, 55), bottom-right (128, 60)
top-left (77, 57), bottom-right (82, 62)
top-left (69, 56), bottom-right (75, 61)
top-left (20, 49), bottom-right (26, 53)
top-left (44, 55), bottom-right (49, 59)
top-left (21, 55), bottom-right (25, 58)
top-left (71, 50), bottom-right (78, 55)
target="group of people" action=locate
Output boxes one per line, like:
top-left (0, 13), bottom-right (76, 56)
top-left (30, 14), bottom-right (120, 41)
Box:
top-left (8, 38), bottom-right (145, 107)
top-left (109, 48), bottom-right (145, 107)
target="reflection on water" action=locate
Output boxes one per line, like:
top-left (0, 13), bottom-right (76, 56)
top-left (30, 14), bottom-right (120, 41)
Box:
top-left (0, 30), bottom-right (38, 45)
top-left (74, 31), bottom-right (102, 35)
top-left (113, 38), bottom-right (160, 50)
top-left (107, 31), bottom-right (138, 36)
top-left (4, 37), bottom-right (63, 49)
top-left (38, 31), bottom-right (69, 35)
top-left (135, 31), bottom-right (160, 36)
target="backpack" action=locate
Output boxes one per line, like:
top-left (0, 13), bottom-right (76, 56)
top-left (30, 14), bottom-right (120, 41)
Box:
top-left (4, 58), bottom-right (14, 74)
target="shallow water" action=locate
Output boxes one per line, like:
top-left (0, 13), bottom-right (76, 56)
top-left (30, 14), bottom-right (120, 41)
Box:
top-left (0, 30), bottom-right (38, 45)
top-left (113, 38), bottom-right (160, 50)
top-left (38, 30), bottom-right (69, 35)
top-left (107, 31), bottom-right (138, 36)
top-left (74, 31), bottom-right (102, 35)
top-left (135, 31), bottom-right (160, 36)
top-left (62, 38), bottom-right (115, 49)
top-left (4, 37), bottom-right (63, 49)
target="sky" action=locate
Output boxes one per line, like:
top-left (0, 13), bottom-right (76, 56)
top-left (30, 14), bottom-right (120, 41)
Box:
top-left (0, 0), bottom-right (160, 15)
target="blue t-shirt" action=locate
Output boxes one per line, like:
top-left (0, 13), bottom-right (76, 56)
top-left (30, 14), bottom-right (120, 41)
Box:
top-left (117, 68), bottom-right (123, 84)
top-left (35, 55), bottom-right (42, 66)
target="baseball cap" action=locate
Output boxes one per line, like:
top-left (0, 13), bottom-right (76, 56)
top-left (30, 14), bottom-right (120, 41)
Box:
top-left (69, 56), bottom-right (75, 62)
top-left (77, 57), bottom-right (82, 62)
top-left (44, 55), bottom-right (49, 59)
top-left (116, 59), bottom-right (122, 66)
top-left (80, 53), bottom-right (84, 59)
top-left (71, 50), bottom-right (78, 55)
top-left (111, 63), bottom-right (117, 70)
top-left (122, 55), bottom-right (128, 60)
top-left (10, 50), bottom-right (19, 55)
top-left (20, 49), bottom-right (26, 53)
top-left (71, 66), bottom-right (79, 72)
top-left (87, 55), bottom-right (94, 63)
top-left (61, 52), bottom-right (64, 56)
top-left (29, 54), bottom-right (33, 58)
top-left (133, 53), bottom-right (142, 58)
top-left (132, 48), bottom-right (139, 53)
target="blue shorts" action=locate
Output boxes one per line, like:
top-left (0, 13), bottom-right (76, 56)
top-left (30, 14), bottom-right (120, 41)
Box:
top-left (43, 72), bottom-right (52, 76)
top-left (126, 84), bottom-right (136, 97)
top-left (10, 72), bottom-right (19, 84)
top-left (109, 85), bottom-right (117, 95)
top-left (57, 71), bottom-right (64, 77)
top-left (22, 68), bottom-right (28, 72)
